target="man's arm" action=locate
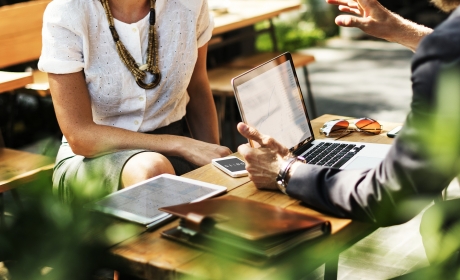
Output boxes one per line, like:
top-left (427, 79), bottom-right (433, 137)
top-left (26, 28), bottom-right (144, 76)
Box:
top-left (326, 0), bottom-right (433, 51)
top-left (238, 108), bottom-right (459, 226)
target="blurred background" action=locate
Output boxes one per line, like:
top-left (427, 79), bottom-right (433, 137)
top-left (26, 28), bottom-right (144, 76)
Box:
top-left (0, 0), bottom-right (456, 279)
top-left (0, 0), bottom-right (449, 155)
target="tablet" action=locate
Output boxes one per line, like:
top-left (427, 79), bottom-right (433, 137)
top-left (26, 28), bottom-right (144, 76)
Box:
top-left (89, 174), bottom-right (227, 228)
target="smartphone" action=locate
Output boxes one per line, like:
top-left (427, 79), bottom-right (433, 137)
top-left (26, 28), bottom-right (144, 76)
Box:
top-left (387, 125), bottom-right (403, 138)
top-left (212, 156), bottom-right (248, 177)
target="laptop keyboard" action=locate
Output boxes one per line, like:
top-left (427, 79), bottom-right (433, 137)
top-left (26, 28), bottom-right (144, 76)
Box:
top-left (304, 142), bottom-right (365, 168)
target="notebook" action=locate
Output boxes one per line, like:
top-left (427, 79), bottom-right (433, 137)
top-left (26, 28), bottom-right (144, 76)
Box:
top-left (231, 52), bottom-right (391, 170)
top-left (89, 174), bottom-right (227, 229)
top-left (160, 195), bottom-right (330, 265)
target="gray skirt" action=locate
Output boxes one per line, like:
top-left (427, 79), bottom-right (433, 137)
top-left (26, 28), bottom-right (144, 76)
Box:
top-left (52, 119), bottom-right (196, 204)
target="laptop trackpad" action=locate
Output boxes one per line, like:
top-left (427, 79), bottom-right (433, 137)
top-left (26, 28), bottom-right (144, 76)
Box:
top-left (343, 156), bottom-right (382, 170)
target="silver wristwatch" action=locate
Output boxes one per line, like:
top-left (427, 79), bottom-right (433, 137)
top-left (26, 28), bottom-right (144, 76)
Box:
top-left (276, 155), bottom-right (306, 194)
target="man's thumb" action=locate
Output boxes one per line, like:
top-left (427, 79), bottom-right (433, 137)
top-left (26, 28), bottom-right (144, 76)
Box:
top-left (237, 122), bottom-right (264, 144)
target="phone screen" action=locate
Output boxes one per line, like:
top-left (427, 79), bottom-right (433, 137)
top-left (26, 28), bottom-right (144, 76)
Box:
top-left (215, 158), bottom-right (246, 172)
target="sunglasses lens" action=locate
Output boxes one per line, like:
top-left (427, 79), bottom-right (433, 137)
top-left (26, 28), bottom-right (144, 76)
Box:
top-left (321, 120), bottom-right (349, 137)
top-left (355, 118), bottom-right (382, 135)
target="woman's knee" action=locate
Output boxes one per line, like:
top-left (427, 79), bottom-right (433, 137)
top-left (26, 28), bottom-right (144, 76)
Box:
top-left (121, 152), bottom-right (175, 187)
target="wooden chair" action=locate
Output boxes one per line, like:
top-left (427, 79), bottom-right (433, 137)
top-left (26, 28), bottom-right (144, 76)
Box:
top-left (0, 129), bottom-right (54, 230)
top-left (0, 0), bottom-right (52, 97)
top-left (0, 1), bottom-right (55, 230)
top-left (0, 0), bottom-right (53, 145)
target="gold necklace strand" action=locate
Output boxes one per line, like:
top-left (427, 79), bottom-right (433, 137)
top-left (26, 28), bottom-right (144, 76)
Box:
top-left (100, 0), bottom-right (161, 89)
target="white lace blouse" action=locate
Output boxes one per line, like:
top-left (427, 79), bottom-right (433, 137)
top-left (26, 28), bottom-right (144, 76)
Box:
top-left (38, 0), bottom-right (213, 132)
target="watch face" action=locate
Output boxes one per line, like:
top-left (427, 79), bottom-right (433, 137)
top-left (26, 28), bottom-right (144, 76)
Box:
top-left (276, 180), bottom-right (287, 194)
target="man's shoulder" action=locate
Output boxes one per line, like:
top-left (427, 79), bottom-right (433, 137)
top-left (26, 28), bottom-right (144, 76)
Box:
top-left (415, 10), bottom-right (460, 62)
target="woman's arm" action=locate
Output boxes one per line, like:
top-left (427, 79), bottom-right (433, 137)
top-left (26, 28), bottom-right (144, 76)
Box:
top-left (48, 71), bottom-right (230, 164)
top-left (185, 43), bottom-right (220, 145)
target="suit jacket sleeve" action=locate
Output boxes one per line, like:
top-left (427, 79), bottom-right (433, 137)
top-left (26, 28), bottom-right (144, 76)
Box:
top-left (286, 8), bottom-right (460, 226)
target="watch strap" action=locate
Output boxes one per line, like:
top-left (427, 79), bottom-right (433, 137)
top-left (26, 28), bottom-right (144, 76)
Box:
top-left (276, 155), bottom-right (305, 194)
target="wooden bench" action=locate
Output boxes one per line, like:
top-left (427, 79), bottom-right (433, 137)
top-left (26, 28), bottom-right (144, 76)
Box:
top-left (0, 0), bottom-right (53, 145)
top-left (225, 51), bottom-right (317, 117)
top-left (0, 1), bottom-right (55, 230)
top-left (0, 0), bottom-right (52, 95)
top-left (0, 129), bottom-right (54, 230)
top-left (207, 51), bottom-right (316, 150)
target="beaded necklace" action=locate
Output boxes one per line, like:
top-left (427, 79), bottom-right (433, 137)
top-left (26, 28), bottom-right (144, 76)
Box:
top-left (100, 0), bottom-right (161, 89)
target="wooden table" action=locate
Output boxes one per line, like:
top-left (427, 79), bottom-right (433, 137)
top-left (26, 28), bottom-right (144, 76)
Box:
top-left (209, 0), bottom-right (301, 51)
top-left (0, 71), bottom-right (33, 94)
top-left (212, 0), bottom-right (302, 36)
top-left (0, 148), bottom-right (54, 193)
top-left (109, 114), bottom-right (401, 280)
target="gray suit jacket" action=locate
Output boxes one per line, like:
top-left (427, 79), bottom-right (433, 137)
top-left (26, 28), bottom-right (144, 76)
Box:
top-left (286, 7), bottom-right (460, 226)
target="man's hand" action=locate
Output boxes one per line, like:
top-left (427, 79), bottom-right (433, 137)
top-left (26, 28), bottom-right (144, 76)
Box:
top-left (327, 0), bottom-right (400, 41)
top-left (237, 122), bottom-right (289, 190)
top-left (325, 0), bottom-right (432, 51)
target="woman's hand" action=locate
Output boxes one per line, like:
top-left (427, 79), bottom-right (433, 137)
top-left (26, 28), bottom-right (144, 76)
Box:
top-left (237, 122), bottom-right (289, 190)
top-left (180, 139), bottom-right (232, 167)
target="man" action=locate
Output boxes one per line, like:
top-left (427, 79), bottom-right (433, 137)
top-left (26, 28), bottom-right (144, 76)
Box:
top-left (237, 0), bottom-right (460, 265)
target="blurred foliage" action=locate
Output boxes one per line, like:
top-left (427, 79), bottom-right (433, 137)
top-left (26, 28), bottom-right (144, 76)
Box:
top-left (3, 59), bottom-right (460, 279)
top-left (255, 0), bottom-right (338, 52)
top-left (0, 173), bottom-right (139, 280)
top-left (302, 0), bottom-right (339, 37)
top-left (255, 20), bottom-right (325, 52)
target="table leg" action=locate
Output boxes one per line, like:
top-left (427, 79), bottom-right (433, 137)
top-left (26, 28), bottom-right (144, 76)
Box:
top-left (324, 255), bottom-right (339, 280)
top-left (229, 97), bottom-right (237, 152)
top-left (0, 193), bottom-right (4, 231)
top-left (302, 66), bottom-right (318, 118)
top-left (11, 189), bottom-right (22, 210)
top-left (218, 95), bottom-right (226, 141)
top-left (268, 19), bottom-right (279, 52)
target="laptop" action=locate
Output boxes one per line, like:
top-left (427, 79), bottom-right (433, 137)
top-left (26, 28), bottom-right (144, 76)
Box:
top-left (231, 52), bottom-right (391, 170)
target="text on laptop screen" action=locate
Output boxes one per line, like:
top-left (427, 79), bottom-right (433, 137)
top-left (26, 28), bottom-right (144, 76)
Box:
top-left (235, 61), bottom-right (312, 149)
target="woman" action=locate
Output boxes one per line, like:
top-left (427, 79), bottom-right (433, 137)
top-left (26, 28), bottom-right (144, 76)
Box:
top-left (38, 0), bottom-right (231, 203)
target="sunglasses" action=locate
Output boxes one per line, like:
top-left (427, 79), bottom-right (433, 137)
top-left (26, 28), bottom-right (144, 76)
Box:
top-left (320, 118), bottom-right (383, 137)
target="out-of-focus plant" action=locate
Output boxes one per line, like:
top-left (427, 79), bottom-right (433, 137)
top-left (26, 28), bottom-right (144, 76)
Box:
top-left (401, 60), bottom-right (460, 279)
top-left (256, 19), bottom-right (325, 52)
top-left (303, 0), bottom-right (339, 37)
top-left (0, 173), bottom-right (139, 280)
top-left (255, 0), bottom-right (337, 52)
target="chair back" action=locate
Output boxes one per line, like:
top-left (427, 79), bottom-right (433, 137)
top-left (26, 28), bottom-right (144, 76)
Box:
top-left (0, 0), bottom-right (51, 68)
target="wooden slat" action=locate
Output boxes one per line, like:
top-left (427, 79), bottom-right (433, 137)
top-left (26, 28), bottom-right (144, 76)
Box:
top-left (208, 52), bottom-right (316, 98)
top-left (0, 0), bottom-right (52, 68)
top-left (207, 68), bottom-right (249, 97)
top-left (0, 148), bottom-right (54, 192)
top-left (212, 0), bottom-right (302, 35)
top-left (25, 69), bottom-right (50, 97)
top-left (0, 71), bottom-right (33, 93)
top-left (226, 51), bottom-right (316, 69)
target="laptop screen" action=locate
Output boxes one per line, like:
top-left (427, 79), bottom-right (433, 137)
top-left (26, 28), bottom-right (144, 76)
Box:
top-left (232, 53), bottom-right (313, 151)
